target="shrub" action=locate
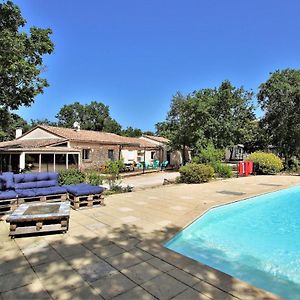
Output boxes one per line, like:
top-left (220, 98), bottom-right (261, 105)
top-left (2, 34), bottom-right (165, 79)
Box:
top-left (104, 160), bottom-right (125, 188)
top-left (104, 160), bottom-right (125, 177)
top-left (196, 143), bottom-right (225, 164)
top-left (85, 170), bottom-right (105, 186)
top-left (211, 162), bottom-right (233, 178)
top-left (287, 158), bottom-right (300, 172)
top-left (178, 163), bottom-right (214, 184)
top-left (246, 151), bottom-right (283, 174)
top-left (59, 168), bottom-right (85, 185)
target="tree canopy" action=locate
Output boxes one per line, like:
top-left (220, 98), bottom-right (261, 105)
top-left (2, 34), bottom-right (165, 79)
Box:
top-left (156, 81), bottom-right (256, 163)
top-left (56, 101), bottom-right (122, 134)
top-left (0, 110), bottom-right (29, 141)
top-left (258, 69), bottom-right (300, 164)
top-left (121, 126), bottom-right (143, 137)
top-left (0, 1), bottom-right (54, 110)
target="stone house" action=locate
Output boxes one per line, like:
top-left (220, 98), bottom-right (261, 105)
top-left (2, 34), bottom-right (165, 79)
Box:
top-left (0, 125), bottom-right (159, 173)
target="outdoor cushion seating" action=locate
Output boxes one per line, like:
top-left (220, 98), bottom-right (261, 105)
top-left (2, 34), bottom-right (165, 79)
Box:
top-left (0, 190), bottom-right (18, 200)
top-left (64, 183), bottom-right (104, 196)
top-left (0, 171), bottom-right (67, 200)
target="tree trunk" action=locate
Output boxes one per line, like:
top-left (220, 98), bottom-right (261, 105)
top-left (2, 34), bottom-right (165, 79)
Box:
top-left (182, 144), bottom-right (186, 166)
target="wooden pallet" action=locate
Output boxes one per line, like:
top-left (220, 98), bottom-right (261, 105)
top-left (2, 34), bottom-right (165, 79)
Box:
top-left (7, 202), bottom-right (70, 237)
top-left (18, 193), bottom-right (67, 205)
top-left (69, 193), bottom-right (104, 210)
top-left (9, 218), bottom-right (69, 237)
top-left (0, 199), bottom-right (18, 215)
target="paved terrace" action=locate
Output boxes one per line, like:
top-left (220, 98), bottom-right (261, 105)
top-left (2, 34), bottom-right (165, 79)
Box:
top-left (1, 175), bottom-right (300, 300)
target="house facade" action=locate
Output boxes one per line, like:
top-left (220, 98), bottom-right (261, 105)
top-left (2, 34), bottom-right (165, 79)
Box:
top-left (0, 125), bottom-right (161, 173)
top-left (140, 135), bottom-right (191, 166)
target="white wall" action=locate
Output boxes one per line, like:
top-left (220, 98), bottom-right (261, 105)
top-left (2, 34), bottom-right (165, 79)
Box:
top-left (20, 128), bottom-right (61, 140)
top-left (121, 149), bottom-right (138, 163)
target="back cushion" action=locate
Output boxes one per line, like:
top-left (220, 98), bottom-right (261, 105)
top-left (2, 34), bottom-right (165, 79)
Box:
top-left (0, 175), bottom-right (6, 191)
top-left (2, 172), bottom-right (15, 190)
top-left (14, 172), bottom-right (58, 189)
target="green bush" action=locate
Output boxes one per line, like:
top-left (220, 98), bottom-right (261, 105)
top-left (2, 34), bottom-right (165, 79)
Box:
top-left (247, 151), bottom-right (283, 174)
top-left (59, 168), bottom-right (85, 185)
top-left (287, 158), bottom-right (300, 172)
top-left (85, 170), bottom-right (105, 186)
top-left (211, 162), bottom-right (233, 178)
top-left (104, 160), bottom-right (125, 177)
top-left (195, 143), bottom-right (225, 164)
top-left (179, 163), bottom-right (214, 184)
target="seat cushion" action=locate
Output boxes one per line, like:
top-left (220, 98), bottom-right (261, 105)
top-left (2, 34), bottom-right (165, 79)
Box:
top-left (0, 190), bottom-right (17, 200)
top-left (64, 183), bottom-right (104, 196)
top-left (15, 189), bottom-right (36, 198)
top-left (33, 186), bottom-right (67, 197)
top-left (2, 172), bottom-right (14, 189)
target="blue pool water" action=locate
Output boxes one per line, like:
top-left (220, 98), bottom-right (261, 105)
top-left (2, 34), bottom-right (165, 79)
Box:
top-left (165, 185), bottom-right (300, 300)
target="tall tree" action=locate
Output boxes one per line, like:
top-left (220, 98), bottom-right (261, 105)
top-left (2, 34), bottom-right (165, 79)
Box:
top-left (30, 118), bottom-right (57, 128)
top-left (157, 81), bottom-right (256, 163)
top-left (0, 110), bottom-right (29, 141)
top-left (121, 126), bottom-right (142, 137)
top-left (56, 101), bottom-right (122, 134)
top-left (258, 69), bottom-right (300, 165)
top-left (0, 1), bottom-right (54, 110)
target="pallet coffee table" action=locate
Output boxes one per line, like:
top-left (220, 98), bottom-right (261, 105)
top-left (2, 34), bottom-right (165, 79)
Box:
top-left (6, 201), bottom-right (70, 237)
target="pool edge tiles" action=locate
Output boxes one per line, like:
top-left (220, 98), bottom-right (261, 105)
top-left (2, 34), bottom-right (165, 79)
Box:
top-left (165, 185), bottom-right (300, 300)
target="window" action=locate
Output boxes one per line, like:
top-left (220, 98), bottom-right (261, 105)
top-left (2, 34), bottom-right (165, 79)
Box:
top-left (108, 149), bottom-right (114, 160)
top-left (151, 151), bottom-right (155, 159)
top-left (82, 149), bottom-right (91, 160)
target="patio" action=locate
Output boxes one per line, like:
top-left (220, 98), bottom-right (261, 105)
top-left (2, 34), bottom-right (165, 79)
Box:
top-left (1, 175), bottom-right (300, 300)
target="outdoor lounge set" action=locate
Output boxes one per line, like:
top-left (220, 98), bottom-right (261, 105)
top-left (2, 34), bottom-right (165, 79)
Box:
top-left (0, 171), bottom-right (105, 237)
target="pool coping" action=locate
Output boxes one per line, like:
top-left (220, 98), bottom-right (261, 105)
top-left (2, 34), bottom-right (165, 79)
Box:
top-left (157, 182), bottom-right (300, 299)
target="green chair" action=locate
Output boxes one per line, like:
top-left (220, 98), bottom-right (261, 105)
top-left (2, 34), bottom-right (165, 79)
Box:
top-left (153, 160), bottom-right (160, 169)
top-left (161, 160), bottom-right (169, 169)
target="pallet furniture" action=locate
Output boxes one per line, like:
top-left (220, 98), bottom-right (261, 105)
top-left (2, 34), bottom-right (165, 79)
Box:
top-left (0, 190), bottom-right (18, 215)
top-left (6, 201), bottom-right (70, 237)
top-left (64, 183), bottom-right (105, 210)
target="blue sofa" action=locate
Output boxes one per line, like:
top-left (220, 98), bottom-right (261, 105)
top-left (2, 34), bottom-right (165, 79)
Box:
top-left (0, 172), bottom-right (67, 208)
top-left (0, 172), bottom-right (105, 213)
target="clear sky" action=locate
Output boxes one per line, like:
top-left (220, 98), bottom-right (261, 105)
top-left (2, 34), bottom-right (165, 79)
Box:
top-left (15, 0), bottom-right (300, 131)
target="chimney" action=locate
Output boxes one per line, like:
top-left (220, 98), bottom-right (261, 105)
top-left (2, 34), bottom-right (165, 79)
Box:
top-left (16, 128), bottom-right (23, 139)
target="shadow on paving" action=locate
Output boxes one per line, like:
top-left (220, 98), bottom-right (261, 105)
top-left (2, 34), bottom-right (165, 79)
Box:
top-left (0, 222), bottom-right (280, 300)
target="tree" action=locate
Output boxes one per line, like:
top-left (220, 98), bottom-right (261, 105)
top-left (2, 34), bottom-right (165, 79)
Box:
top-left (30, 118), bottom-right (57, 128)
top-left (56, 101), bottom-right (122, 133)
top-left (0, 110), bottom-right (29, 141)
top-left (157, 81), bottom-right (256, 163)
top-left (103, 118), bottom-right (122, 135)
top-left (121, 126), bottom-right (142, 137)
top-left (143, 131), bottom-right (155, 136)
top-left (156, 92), bottom-right (202, 164)
top-left (0, 1), bottom-right (54, 110)
top-left (257, 69), bottom-right (300, 165)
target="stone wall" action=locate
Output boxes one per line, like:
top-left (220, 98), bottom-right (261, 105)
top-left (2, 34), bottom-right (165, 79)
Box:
top-left (69, 141), bottom-right (120, 170)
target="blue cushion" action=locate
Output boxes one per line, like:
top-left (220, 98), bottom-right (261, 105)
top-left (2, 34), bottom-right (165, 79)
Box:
top-left (0, 175), bottom-right (6, 191)
top-left (2, 172), bottom-right (14, 189)
top-left (64, 183), bottom-right (104, 196)
top-left (36, 180), bottom-right (57, 188)
top-left (0, 190), bottom-right (17, 200)
top-left (14, 172), bottom-right (58, 189)
top-left (15, 189), bottom-right (36, 198)
top-left (37, 172), bottom-right (58, 183)
top-left (33, 186), bottom-right (67, 196)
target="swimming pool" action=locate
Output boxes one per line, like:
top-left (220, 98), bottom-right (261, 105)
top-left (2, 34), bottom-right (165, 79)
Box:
top-left (165, 185), bottom-right (300, 300)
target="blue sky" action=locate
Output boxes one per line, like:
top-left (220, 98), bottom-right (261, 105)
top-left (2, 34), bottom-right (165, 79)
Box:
top-left (15, 0), bottom-right (300, 131)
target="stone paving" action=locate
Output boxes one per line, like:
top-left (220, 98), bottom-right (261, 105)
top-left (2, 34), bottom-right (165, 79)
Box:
top-left (1, 175), bottom-right (300, 299)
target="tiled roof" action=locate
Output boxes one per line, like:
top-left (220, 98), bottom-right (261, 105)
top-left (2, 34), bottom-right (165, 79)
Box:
top-left (19, 125), bottom-right (160, 149)
top-left (142, 135), bottom-right (170, 144)
top-left (0, 139), bottom-right (68, 149)
top-left (37, 126), bottom-right (141, 146)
